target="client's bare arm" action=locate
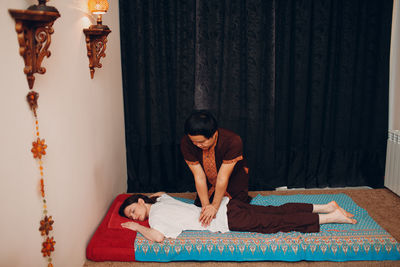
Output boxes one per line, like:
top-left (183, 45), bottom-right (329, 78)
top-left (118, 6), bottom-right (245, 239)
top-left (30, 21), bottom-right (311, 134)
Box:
top-left (121, 222), bottom-right (165, 243)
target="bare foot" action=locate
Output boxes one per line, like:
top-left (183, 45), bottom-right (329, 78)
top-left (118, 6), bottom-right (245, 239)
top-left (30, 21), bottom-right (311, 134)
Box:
top-left (330, 209), bottom-right (357, 224)
top-left (329, 201), bottom-right (354, 218)
top-left (320, 209), bottom-right (357, 225)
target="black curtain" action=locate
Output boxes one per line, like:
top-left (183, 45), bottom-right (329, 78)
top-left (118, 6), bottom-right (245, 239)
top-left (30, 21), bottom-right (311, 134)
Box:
top-left (193, 0), bottom-right (276, 190)
top-left (274, 0), bottom-right (392, 188)
top-left (119, 0), bottom-right (393, 193)
top-left (119, 0), bottom-right (197, 192)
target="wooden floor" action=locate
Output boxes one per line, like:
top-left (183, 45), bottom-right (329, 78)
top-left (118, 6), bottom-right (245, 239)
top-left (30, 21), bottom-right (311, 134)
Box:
top-left (84, 188), bottom-right (400, 267)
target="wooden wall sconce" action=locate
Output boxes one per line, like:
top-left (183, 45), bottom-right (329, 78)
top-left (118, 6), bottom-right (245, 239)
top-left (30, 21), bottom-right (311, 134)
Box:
top-left (83, 0), bottom-right (111, 79)
top-left (9, 0), bottom-right (60, 89)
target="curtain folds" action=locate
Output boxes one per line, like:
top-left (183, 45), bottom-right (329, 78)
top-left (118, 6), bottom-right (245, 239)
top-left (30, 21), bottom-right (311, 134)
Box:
top-left (193, 0), bottom-right (277, 189)
top-left (274, 0), bottom-right (392, 188)
top-left (119, 0), bottom-right (197, 192)
top-left (119, 0), bottom-right (393, 193)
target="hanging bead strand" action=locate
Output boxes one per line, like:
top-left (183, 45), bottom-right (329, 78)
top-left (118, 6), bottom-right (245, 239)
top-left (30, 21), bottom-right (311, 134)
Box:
top-left (27, 91), bottom-right (55, 267)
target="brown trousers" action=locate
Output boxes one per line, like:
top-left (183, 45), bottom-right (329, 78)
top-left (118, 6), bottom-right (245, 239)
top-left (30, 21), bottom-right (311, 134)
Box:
top-left (226, 199), bottom-right (320, 234)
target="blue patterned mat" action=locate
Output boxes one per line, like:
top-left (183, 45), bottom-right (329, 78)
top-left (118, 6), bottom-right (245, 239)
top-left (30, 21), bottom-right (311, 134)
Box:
top-left (135, 194), bottom-right (400, 262)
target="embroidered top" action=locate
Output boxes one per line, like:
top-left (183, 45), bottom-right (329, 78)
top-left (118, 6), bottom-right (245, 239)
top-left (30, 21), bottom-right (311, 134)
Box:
top-left (181, 128), bottom-right (247, 199)
top-left (202, 131), bottom-right (218, 185)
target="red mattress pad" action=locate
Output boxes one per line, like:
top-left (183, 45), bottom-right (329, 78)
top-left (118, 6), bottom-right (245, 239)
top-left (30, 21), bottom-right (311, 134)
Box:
top-left (86, 194), bottom-right (149, 262)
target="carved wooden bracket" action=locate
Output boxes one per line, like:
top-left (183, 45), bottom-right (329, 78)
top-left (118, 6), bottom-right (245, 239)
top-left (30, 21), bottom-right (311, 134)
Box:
top-left (83, 26), bottom-right (111, 79)
top-left (9, 8), bottom-right (60, 89)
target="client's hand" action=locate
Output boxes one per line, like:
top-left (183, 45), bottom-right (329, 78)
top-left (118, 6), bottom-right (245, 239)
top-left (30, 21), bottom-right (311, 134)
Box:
top-left (121, 221), bottom-right (140, 231)
top-left (199, 204), bottom-right (218, 227)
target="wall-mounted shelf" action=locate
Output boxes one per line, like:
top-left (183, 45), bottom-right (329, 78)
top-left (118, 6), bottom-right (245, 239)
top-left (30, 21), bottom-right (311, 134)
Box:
top-left (9, 6), bottom-right (60, 89)
top-left (83, 26), bottom-right (111, 79)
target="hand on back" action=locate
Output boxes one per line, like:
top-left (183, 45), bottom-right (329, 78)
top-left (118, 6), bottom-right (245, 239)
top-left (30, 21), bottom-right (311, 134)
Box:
top-left (199, 204), bottom-right (218, 227)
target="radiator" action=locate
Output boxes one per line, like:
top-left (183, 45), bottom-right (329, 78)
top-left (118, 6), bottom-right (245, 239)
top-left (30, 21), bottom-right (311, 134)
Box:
top-left (385, 130), bottom-right (400, 196)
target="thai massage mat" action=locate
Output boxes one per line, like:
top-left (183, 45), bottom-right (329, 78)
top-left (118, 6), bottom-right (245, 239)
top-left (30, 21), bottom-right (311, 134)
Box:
top-left (135, 194), bottom-right (400, 262)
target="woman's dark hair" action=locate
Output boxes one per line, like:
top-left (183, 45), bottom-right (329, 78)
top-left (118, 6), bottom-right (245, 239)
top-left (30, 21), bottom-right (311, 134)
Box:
top-left (184, 110), bottom-right (218, 138)
top-left (118, 194), bottom-right (157, 218)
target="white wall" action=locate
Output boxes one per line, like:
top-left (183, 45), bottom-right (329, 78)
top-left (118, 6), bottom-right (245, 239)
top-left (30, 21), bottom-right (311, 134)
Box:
top-left (0, 1), bottom-right (126, 266)
top-left (390, 0), bottom-right (400, 130)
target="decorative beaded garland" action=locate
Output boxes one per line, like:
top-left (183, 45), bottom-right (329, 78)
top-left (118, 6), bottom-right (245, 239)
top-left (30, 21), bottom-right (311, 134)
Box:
top-left (27, 91), bottom-right (55, 267)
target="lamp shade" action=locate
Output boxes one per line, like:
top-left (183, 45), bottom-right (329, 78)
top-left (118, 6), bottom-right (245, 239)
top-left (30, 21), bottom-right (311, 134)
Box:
top-left (88, 0), bottom-right (109, 14)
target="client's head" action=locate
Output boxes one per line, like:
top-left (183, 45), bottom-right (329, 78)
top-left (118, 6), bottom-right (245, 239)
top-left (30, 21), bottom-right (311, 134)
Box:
top-left (118, 194), bottom-right (156, 221)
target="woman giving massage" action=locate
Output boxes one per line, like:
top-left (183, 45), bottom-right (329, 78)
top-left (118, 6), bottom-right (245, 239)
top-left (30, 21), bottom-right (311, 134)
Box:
top-left (119, 192), bottom-right (357, 243)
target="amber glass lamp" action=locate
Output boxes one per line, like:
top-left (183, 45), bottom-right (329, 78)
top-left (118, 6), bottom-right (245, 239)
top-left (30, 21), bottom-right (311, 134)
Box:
top-left (83, 0), bottom-right (111, 78)
top-left (88, 0), bottom-right (109, 29)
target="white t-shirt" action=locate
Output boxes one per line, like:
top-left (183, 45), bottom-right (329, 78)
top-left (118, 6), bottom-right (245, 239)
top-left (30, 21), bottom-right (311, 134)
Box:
top-left (148, 194), bottom-right (230, 238)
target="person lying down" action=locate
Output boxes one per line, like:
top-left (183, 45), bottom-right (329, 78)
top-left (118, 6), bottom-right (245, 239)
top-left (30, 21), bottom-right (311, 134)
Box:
top-left (119, 192), bottom-right (357, 243)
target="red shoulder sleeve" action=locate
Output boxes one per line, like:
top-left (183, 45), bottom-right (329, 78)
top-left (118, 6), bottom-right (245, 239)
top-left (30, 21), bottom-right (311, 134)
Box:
top-left (180, 135), bottom-right (200, 165)
top-left (222, 134), bottom-right (243, 164)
